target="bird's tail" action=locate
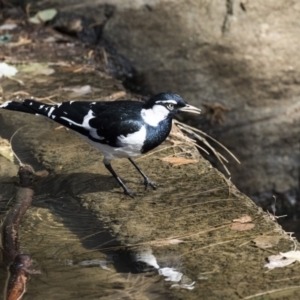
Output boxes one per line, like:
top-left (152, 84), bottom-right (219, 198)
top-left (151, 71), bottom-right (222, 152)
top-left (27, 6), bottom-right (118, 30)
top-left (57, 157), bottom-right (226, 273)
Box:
top-left (0, 99), bottom-right (54, 117)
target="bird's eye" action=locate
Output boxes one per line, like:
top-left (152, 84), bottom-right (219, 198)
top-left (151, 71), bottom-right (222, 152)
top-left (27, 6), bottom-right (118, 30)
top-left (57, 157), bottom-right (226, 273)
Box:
top-left (167, 104), bottom-right (174, 110)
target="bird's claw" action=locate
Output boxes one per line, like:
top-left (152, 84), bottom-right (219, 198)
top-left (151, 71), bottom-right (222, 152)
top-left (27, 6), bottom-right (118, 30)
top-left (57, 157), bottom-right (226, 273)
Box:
top-left (124, 188), bottom-right (135, 198)
top-left (144, 178), bottom-right (157, 190)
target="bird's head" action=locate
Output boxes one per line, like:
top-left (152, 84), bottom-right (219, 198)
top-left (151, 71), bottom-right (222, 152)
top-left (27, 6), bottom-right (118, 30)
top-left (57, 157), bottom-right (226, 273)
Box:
top-left (141, 93), bottom-right (201, 126)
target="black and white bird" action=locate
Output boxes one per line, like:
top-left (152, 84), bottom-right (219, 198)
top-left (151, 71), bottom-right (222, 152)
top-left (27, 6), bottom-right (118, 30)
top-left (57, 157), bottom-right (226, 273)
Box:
top-left (0, 93), bottom-right (201, 197)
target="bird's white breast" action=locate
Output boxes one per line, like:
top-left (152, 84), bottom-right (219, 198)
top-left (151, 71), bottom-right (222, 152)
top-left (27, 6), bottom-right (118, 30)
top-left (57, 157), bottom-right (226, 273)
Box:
top-left (117, 125), bottom-right (146, 148)
top-left (78, 125), bottom-right (147, 161)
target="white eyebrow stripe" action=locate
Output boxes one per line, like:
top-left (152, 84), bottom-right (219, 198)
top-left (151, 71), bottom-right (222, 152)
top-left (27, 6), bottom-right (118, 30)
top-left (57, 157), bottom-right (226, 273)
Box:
top-left (155, 100), bottom-right (177, 105)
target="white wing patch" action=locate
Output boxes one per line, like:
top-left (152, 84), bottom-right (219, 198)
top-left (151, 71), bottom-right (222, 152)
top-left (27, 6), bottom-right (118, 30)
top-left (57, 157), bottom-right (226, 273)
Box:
top-left (0, 101), bottom-right (12, 108)
top-left (118, 125), bottom-right (146, 147)
top-left (78, 126), bottom-right (146, 160)
top-left (60, 109), bottom-right (104, 140)
top-left (48, 106), bottom-right (55, 117)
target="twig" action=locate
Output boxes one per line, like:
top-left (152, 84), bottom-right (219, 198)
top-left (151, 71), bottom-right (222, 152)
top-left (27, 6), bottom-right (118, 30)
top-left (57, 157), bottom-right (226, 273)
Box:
top-left (243, 286), bottom-right (300, 299)
top-left (174, 120), bottom-right (241, 164)
top-left (177, 123), bottom-right (231, 174)
top-left (9, 127), bottom-right (27, 166)
top-left (2, 165), bottom-right (41, 300)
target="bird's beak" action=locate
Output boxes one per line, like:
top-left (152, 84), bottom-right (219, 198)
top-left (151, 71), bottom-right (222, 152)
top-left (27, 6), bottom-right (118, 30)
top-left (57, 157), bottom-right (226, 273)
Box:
top-left (179, 104), bottom-right (201, 114)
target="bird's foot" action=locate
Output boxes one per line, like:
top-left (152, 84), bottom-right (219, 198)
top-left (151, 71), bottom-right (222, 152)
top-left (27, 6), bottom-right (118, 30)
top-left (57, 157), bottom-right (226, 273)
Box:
top-left (144, 177), bottom-right (157, 190)
top-left (123, 187), bottom-right (135, 198)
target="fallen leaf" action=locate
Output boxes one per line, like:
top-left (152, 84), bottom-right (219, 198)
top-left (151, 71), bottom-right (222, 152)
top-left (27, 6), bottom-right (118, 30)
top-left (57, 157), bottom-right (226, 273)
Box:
top-left (160, 156), bottom-right (198, 166)
top-left (29, 8), bottom-right (57, 24)
top-left (265, 254), bottom-right (296, 269)
top-left (62, 85), bottom-right (92, 96)
top-left (19, 63), bottom-right (54, 75)
top-left (253, 236), bottom-right (281, 249)
top-left (280, 251), bottom-right (300, 262)
top-left (231, 223), bottom-right (255, 231)
top-left (159, 267), bottom-right (182, 282)
top-left (0, 23), bottom-right (18, 31)
top-left (35, 170), bottom-right (49, 178)
top-left (0, 62), bottom-right (18, 78)
top-left (0, 138), bottom-right (14, 162)
top-left (69, 66), bottom-right (84, 73)
top-left (233, 216), bottom-right (252, 223)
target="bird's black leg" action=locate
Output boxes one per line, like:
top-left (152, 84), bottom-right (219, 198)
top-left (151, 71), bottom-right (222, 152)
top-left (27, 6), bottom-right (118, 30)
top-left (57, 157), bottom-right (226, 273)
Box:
top-left (128, 158), bottom-right (156, 190)
top-left (104, 161), bottom-right (135, 198)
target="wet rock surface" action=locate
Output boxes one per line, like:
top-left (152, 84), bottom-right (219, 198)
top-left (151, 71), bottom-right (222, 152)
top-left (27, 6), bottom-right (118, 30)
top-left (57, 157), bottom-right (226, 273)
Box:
top-left (1, 5), bottom-right (300, 299)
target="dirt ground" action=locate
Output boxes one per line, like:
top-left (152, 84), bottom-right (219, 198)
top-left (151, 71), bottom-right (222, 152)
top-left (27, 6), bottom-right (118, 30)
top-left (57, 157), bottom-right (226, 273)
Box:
top-left (1, 11), bottom-right (300, 300)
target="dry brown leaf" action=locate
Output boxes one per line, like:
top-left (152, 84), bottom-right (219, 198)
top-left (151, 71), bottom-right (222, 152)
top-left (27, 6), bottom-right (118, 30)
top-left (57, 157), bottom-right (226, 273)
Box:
top-left (253, 236), bottom-right (281, 249)
top-left (233, 216), bottom-right (252, 223)
top-left (62, 85), bottom-right (92, 96)
top-left (73, 67), bottom-right (84, 73)
top-left (35, 170), bottom-right (49, 178)
top-left (231, 223), bottom-right (255, 231)
top-left (0, 23), bottom-right (18, 31)
top-left (160, 156), bottom-right (198, 166)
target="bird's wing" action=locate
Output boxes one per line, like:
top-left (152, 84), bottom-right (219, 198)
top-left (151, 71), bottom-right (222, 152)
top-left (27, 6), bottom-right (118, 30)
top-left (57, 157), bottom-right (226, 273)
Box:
top-left (2, 99), bottom-right (146, 148)
top-left (21, 100), bottom-right (93, 136)
top-left (39, 100), bottom-right (145, 146)
top-left (19, 99), bottom-right (145, 147)
top-left (88, 101), bottom-right (144, 147)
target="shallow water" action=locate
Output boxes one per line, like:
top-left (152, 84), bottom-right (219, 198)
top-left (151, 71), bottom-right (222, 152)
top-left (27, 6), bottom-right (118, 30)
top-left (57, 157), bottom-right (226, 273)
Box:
top-left (0, 159), bottom-right (174, 300)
